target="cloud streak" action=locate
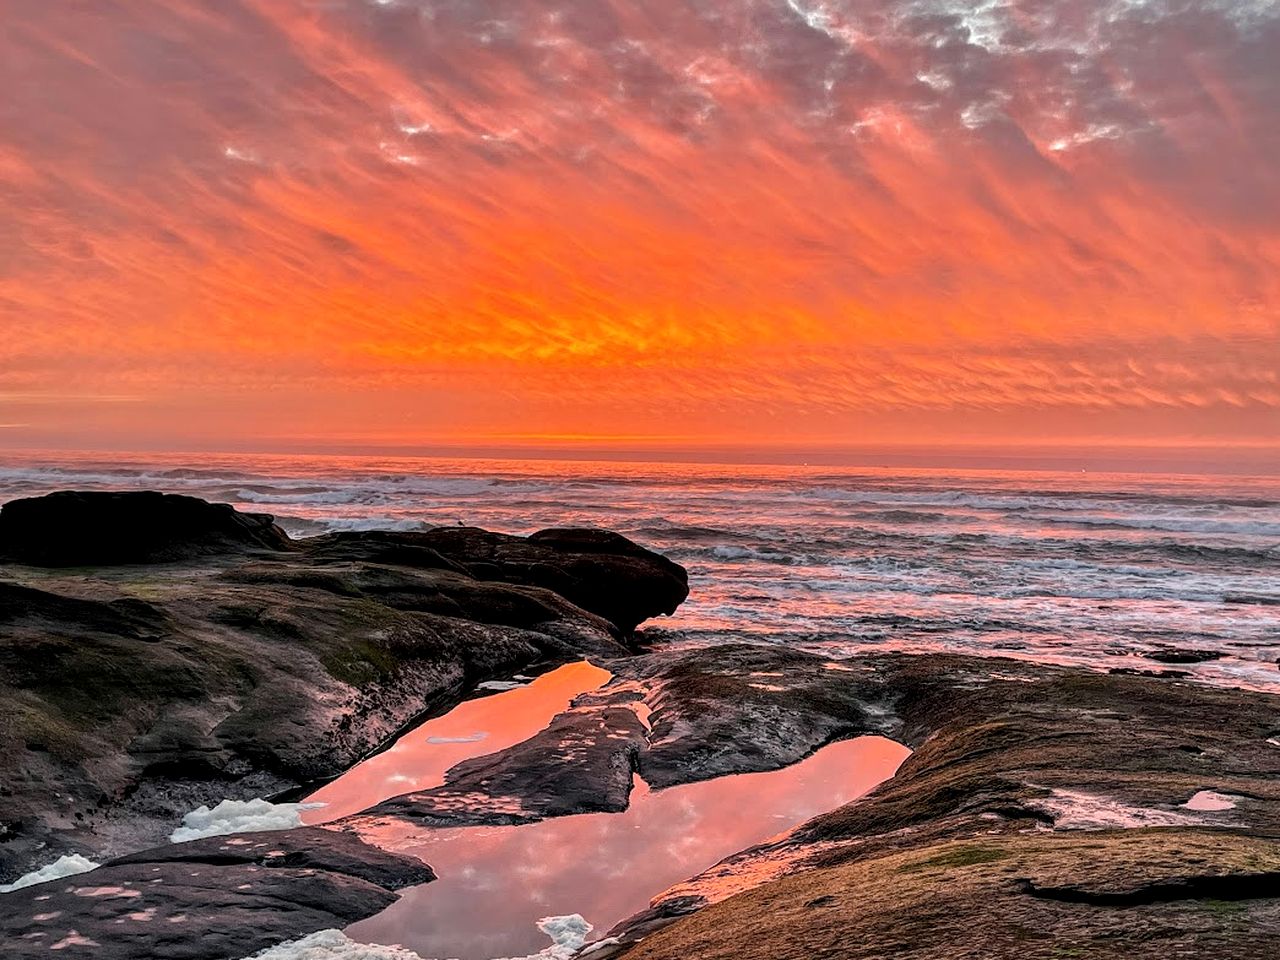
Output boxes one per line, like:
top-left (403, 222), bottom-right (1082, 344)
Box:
top-left (1, 0), bottom-right (1276, 449)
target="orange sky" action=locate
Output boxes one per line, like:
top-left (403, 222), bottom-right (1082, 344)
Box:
top-left (1, 0), bottom-right (1277, 458)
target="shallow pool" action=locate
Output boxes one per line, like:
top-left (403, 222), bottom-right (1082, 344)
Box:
top-left (346, 734), bottom-right (909, 959)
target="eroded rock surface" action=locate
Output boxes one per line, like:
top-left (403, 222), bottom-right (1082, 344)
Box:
top-left (332, 640), bottom-right (1280, 958)
top-left (621, 831), bottom-right (1280, 960)
top-left (360, 689), bottom-right (649, 827)
top-left (0, 492), bottom-right (686, 880)
top-left (593, 651), bottom-right (1280, 958)
top-left (0, 828), bottom-right (431, 960)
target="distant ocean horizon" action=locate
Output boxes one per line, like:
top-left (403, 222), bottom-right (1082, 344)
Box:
top-left (1, 449), bottom-right (1277, 692)
top-left (2, 439), bottom-right (1277, 475)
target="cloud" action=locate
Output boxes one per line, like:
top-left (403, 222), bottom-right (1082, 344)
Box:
top-left (1, 0), bottom-right (1276, 448)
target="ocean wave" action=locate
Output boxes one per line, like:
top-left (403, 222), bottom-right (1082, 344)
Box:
top-left (3, 454), bottom-right (1277, 691)
top-left (303, 517), bottom-right (433, 535)
top-left (707, 544), bottom-right (802, 564)
top-left (1033, 514), bottom-right (1280, 537)
top-left (233, 487), bottom-right (389, 506)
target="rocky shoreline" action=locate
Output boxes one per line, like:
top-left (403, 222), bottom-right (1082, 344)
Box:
top-left (3, 492), bottom-right (1279, 958)
top-left (0, 491), bottom-right (686, 880)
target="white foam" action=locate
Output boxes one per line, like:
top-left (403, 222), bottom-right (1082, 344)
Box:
top-left (238, 915), bottom-right (591, 960)
top-left (240, 930), bottom-right (428, 959)
top-left (521, 914), bottom-right (592, 959)
top-left (170, 798), bottom-right (325, 843)
top-left (0, 854), bottom-right (100, 893)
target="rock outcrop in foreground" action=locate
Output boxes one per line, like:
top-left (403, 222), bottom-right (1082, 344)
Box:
top-left (595, 647), bottom-right (1280, 959)
top-left (339, 643), bottom-right (1280, 958)
top-left (5, 490), bottom-right (1279, 960)
top-left (0, 491), bottom-right (688, 880)
top-left (3, 829), bottom-right (432, 960)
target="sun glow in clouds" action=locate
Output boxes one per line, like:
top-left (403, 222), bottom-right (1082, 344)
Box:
top-left (0, 0), bottom-right (1276, 454)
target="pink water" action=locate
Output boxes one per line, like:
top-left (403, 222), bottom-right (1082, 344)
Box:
top-left (344, 735), bottom-right (909, 959)
top-left (303, 662), bottom-right (611, 823)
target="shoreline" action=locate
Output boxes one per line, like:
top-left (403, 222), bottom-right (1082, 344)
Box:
top-left (1, 491), bottom-right (1278, 959)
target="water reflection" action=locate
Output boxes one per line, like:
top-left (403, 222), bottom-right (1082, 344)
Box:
top-left (347, 736), bottom-right (909, 959)
top-left (305, 662), bottom-right (612, 822)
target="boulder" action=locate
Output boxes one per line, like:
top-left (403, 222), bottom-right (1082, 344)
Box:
top-left (1, 828), bottom-right (432, 960)
top-left (305, 525), bottom-right (690, 635)
top-left (0, 491), bottom-right (293, 565)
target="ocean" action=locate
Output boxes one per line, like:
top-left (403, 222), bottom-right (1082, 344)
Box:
top-left (1, 451), bottom-right (1276, 691)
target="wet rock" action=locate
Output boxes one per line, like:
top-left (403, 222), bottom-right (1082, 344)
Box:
top-left (1, 828), bottom-right (431, 960)
top-left (623, 645), bottom-right (896, 788)
top-left (360, 692), bottom-right (648, 827)
top-left (1108, 666), bottom-right (1192, 678)
top-left (305, 525), bottom-right (689, 635)
top-left (1147, 648), bottom-right (1225, 664)
top-left (599, 653), bottom-right (1280, 959)
top-left (0, 491), bottom-right (293, 565)
top-left (0, 494), bottom-right (687, 880)
top-left (350, 645), bottom-right (895, 832)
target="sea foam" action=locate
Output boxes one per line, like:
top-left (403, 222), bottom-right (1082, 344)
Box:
top-left (170, 798), bottom-right (325, 843)
top-left (241, 915), bottom-right (592, 960)
top-left (0, 854), bottom-right (100, 893)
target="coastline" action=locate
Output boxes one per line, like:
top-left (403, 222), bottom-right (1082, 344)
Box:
top-left (1, 491), bottom-right (1278, 959)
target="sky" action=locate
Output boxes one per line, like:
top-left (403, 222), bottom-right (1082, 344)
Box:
top-left (1, 0), bottom-right (1277, 462)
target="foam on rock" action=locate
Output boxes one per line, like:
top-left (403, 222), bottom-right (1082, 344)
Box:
top-left (171, 798), bottom-right (326, 843)
top-left (0, 854), bottom-right (99, 893)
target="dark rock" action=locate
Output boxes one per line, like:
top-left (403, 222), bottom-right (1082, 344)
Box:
top-left (1225, 594), bottom-right (1280, 606)
top-left (362, 690), bottom-right (647, 827)
top-left (108, 826), bottom-right (434, 889)
top-left (1013, 869), bottom-right (1280, 906)
top-left (0, 493), bottom-right (688, 880)
top-left (625, 645), bottom-right (896, 788)
top-left (1, 828), bottom-right (431, 960)
top-left (353, 644), bottom-right (893, 831)
top-left (305, 525), bottom-right (689, 635)
top-left (1147, 648), bottom-right (1225, 664)
top-left (1108, 666), bottom-right (1192, 678)
top-left (0, 491), bottom-right (293, 565)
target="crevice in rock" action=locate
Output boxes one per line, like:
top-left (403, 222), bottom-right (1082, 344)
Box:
top-left (1013, 871), bottom-right (1280, 906)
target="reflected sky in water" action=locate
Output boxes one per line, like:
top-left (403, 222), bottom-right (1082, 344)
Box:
top-left (347, 736), bottom-right (909, 959)
top-left (305, 662), bottom-right (612, 823)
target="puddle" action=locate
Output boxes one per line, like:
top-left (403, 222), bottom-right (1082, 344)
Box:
top-left (1183, 790), bottom-right (1238, 812)
top-left (346, 735), bottom-right (909, 959)
top-left (304, 662), bottom-right (611, 823)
